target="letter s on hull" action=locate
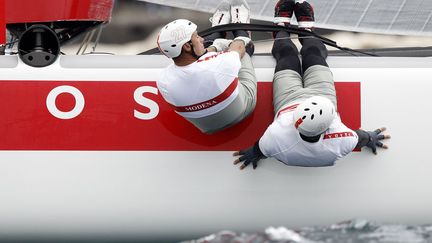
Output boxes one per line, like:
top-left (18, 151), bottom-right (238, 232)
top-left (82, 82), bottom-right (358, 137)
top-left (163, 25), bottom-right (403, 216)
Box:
top-left (134, 86), bottom-right (159, 120)
top-left (46, 85), bottom-right (85, 119)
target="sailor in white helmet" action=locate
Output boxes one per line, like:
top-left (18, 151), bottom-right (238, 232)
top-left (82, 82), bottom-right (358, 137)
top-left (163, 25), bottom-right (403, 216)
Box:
top-left (233, 0), bottom-right (391, 169)
top-left (156, 0), bottom-right (257, 134)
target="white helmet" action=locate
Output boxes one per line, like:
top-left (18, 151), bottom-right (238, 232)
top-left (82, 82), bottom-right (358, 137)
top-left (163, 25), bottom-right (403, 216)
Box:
top-left (293, 96), bottom-right (336, 137)
top-left (157, 19), bottom-right (197, 58)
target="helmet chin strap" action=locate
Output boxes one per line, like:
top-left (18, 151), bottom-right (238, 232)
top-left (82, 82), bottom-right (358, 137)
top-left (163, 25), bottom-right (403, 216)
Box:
top-left (189, 41), bottom-right (207, 60)
top-left (299, 133), bottom-right (321, 143)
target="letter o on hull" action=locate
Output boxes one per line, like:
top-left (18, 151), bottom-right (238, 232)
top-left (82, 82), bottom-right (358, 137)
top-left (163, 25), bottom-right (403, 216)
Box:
top-left (46, 85), bottom-right (85, 119)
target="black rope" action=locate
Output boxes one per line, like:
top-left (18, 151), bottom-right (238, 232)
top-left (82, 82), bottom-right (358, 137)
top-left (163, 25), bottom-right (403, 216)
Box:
top-left (139, 23), bottom-right (378, 57)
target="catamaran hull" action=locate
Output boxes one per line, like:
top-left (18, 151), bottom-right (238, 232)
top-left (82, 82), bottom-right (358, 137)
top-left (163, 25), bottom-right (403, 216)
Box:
top-left (0, 55), bottom-right (430, 239)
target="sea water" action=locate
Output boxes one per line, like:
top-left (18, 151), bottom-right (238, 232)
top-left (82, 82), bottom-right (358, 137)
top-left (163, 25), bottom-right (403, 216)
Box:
top-left (184, 219), bottom-right (432, 243)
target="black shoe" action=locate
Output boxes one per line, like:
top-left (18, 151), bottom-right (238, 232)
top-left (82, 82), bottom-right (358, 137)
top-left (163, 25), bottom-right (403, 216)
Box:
top-left (274, 0), bottom-right (295, 27)
top-left (294, 0), bottom-right (315, 30)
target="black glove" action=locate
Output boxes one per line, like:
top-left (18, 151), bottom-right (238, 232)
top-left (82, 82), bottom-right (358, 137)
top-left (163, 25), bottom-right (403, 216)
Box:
top-left (355, 128), bottom-right (390, 154)
top-left (233, 141), bottom-right (266, 170)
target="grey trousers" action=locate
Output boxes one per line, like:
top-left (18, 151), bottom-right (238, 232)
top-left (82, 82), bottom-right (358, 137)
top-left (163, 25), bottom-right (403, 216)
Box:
top-left (186, 53), bottom-right (257, 134)
top-left (273, 65), bottom-right (337, 117)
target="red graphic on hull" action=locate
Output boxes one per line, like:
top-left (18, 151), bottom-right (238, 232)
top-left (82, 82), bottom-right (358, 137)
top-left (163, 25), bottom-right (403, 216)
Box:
top-left (5, 0), bottom-right (113, 24)
top-left (0, 81), bottom-right (360, 150)
top-left (0, 0), bottom-right (5, 45)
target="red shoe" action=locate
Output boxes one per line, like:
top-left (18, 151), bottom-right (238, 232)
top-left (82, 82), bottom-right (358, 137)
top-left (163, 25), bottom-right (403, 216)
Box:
top-left (274, 0), bottom-right (295, 27)
top-left (294, 0), bottom-right (315, 30)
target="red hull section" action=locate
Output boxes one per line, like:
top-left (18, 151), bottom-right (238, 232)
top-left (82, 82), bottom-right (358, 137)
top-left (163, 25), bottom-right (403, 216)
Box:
top-left (5, 0), bottom-right (113, 24)
top-left (0, 81), bottom-right (360, 150)
top-left (1, 0), bottom-right (5, 45)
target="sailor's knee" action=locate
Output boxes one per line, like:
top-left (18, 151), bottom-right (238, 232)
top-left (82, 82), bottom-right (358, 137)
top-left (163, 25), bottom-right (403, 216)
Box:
top-left (239, 77), bottom-right (258, 92)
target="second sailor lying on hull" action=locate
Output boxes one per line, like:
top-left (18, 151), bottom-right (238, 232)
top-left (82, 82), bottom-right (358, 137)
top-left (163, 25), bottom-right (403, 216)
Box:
top-left (233, 0), bottom-right (391, 169)
top-left (156, 0), bottom-right (257, 134)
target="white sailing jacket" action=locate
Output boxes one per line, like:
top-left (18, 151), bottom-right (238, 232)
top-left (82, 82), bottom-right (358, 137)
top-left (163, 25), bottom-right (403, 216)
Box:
top-left (157, 51), bottom-right (241, 119)
top-left (259, 103), bottom-right (359, 167)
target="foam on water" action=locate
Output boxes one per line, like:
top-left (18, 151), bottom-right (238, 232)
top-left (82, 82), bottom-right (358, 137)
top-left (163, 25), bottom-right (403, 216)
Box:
top-left (185, 219), bottom-right (432, 243)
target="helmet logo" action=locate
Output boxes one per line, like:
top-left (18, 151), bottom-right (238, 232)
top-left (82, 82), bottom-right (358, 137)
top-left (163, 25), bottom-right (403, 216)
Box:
top-left (171, 26), bottom-right (188, 43)
top-left (295, 118), bottom-right (303, 128)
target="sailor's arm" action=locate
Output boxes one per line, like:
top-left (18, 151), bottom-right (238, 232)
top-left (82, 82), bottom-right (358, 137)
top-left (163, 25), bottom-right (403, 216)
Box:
top-left (354, 127), bottom-right (391, 154)
top-left (207, 46), bottom-right (217, 52)
top-left (233, 140), bottom-right (266, 170)
top-left (228, 36), bottom-right (251, 59)
top-left (207, 36), bottom-right (251, 59)
top-left (207, 40), bottom-right (228, 52)
top-left (233, 127), bottom-right (274, 170)
top-left (208, 39), bottom-right (232, 52)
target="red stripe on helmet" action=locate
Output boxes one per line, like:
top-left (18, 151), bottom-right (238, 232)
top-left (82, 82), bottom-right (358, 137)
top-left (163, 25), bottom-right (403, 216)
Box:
top-left (156, 34), bottom-right (169, 58)
top-left (295, 118), bottom-right (303, 128)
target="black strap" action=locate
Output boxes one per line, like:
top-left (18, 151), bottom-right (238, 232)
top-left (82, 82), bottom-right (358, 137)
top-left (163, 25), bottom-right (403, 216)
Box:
top-left (140, 23), bottom-right (377, 57)
top-left (200, 23), bottom-right (337, 45)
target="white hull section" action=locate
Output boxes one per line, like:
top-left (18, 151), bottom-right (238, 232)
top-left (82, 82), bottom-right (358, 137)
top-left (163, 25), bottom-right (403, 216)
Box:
top-left (0, 55), bottom-right (431, 238)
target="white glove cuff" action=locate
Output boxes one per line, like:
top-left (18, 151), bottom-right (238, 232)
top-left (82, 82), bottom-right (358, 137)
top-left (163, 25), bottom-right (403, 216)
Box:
top-left (233, 36), bottom-right (251, 46)
top-left (210, 39), bottom-right (233, 52)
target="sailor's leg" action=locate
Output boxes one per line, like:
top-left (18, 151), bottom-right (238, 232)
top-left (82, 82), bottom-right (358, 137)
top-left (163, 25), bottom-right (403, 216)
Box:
top-left (236, 52), bottom-right (258, 118)
top-left (205, 0), bottom-right (230, 48)
top-left (272, 31), bottom-right (301, 73)
top-left (272, 31), bottom-right (303, 116)
top-left (300, 37), bottom-right (337, 107)
top-left (233, 30), bottom-right (249, 38)
top-left (231, 0), bottom-right (254, 56)
top-left (295, 0), bottom-right (324, 71)
top-left (300, 36), bottom-right (328, 71)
